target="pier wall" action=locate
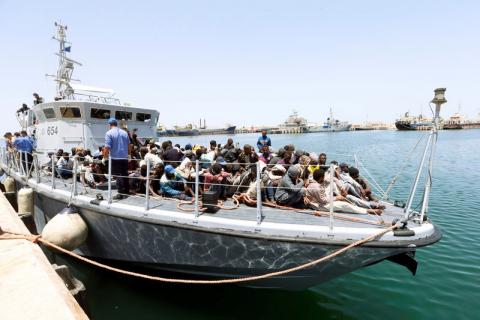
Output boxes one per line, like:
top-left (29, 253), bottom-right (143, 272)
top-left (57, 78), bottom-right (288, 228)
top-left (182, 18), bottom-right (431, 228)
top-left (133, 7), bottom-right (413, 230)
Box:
top-left (0, 192), bottom-right (88, 320)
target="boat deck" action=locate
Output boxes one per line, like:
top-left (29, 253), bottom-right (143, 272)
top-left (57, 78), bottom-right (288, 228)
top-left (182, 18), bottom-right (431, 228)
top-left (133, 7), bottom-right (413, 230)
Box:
top-left (40, 174), bottom-right (406, 230)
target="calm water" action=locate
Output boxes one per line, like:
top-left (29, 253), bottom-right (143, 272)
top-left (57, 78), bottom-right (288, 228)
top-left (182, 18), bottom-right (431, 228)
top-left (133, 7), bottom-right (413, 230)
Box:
top-left (58, 130), bottom-right (480, 319)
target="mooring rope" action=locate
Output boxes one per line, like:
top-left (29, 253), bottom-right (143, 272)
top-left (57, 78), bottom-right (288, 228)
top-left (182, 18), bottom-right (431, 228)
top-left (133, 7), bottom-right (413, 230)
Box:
top-left (0, 223), bottom-right (398, 285)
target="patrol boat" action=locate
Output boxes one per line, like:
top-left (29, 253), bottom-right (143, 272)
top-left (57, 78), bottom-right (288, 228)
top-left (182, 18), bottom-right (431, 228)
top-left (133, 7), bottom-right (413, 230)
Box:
top-left (308, 108), bottom-right (352, 132)
top-left (1, 23), bottom-right (442, 290)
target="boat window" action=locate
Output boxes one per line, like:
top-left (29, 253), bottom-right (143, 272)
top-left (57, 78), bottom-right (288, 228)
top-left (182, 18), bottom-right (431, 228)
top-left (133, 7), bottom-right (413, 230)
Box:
top-left (43, 108), bottom-right (56, 119)
top-left (35, 110), bottom-right (45, 122)
top-left (60, 107), bottom-right (82, 118)
top-left (90, 108), bottom-right (111, 119)
top-left (136, 113), bottom-right (152, 122)
top-left (115, 110), bottom-right (133, 120)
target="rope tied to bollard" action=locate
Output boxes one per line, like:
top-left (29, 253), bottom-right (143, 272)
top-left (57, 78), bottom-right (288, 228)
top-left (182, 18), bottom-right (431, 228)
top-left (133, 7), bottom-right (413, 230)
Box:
top-left (0, 223), bottom-right (400, 285)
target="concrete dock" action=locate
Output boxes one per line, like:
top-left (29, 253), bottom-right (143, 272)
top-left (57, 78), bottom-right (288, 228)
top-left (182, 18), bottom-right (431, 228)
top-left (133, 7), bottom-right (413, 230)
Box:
top-left (0, 192), bottom-right (88, 320)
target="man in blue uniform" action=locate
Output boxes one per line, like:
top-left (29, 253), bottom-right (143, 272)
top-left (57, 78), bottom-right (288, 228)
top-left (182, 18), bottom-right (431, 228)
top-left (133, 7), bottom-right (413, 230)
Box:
top-left (13, 130), bottom-right (34, 174)
top-left (103, 118), bottom-right (131, 199)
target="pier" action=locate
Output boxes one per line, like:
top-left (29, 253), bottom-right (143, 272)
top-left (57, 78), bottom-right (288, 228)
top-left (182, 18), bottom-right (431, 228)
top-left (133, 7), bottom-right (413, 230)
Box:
top-left (0, 192), bottom-right (88, 320)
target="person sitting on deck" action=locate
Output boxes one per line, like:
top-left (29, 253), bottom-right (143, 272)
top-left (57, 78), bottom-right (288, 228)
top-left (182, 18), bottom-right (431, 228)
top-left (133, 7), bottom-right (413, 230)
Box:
top-left (325, 165), bottom-right (384, 210)
top-left (148, 163), bottom-right (165, 197)
top-left (160, 165), bottom-right (192, 200)
top-left (209, 140), bottom-right (218, 155)
top-left (265, 164), bottom-right (287, 202)
top-left (276, 149), bottom-right (292, 167)
top-left (162, 141), bottom-right (182, 168)
top-left (176, 152), bottom-right (196, 181)
top-left (238, 144), bottom-right (259, 169)
top-left (257, 130), bottom-right (271, 151)
top-left (275, 164), bottom-right (306, 208)
top-left (143, 148), bottom-right (163, 168)
top-left (338, 162), bottom-right (363, 198)
top-left (306, 169), bottom-right (382, 215)
top-left (258, 145), bottom-right (273, 164)
top-left (349, 167), bottom-right (378, 202)
top-left (222, 138), bottom-right (236, 153)
top-left (129, 164), bottom-right (147, 194)
top-left (56, 152), bottom-right (73, 179)
top-left (203, 163), bottom-right (231, 200)
top-left (319, 153), bottom-right (327, 166)
top-left (81, 158), bottom-right (103, 188)
top-left (269, 148), bottom-right (285, 165)
top-left (307, 153), bottom-right (321, 177)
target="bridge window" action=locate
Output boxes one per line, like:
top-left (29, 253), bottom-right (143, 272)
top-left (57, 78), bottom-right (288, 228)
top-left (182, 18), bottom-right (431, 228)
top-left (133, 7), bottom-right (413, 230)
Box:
top-left (91, 108), bottom-right (111, 119)
top-left (60, 107), bottom-right (82, 118)
top-left (136, 113), bottom-right (152, 122)
top-left (43, 108), bottom-right (56, 119)
top-left (115, 111), bottom-right (133, 120)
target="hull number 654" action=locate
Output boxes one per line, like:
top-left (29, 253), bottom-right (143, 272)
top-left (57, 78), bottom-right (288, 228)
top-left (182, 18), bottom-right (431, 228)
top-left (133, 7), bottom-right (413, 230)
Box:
top-left (47, 126), bottom-right (58, 135)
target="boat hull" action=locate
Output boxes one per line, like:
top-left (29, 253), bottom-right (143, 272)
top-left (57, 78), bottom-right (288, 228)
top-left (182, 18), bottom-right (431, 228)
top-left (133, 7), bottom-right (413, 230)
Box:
top-left (395, 121), bottom-right (433, 131)
top-left (31, 190), bottom-right (427, 290)
top-left (308, 125), bottom-right (352, 132)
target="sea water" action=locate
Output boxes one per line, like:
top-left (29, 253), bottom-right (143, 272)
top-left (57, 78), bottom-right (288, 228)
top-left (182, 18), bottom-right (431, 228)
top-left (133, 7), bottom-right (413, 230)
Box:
top-left (59, 129), bottom-right (480, 320)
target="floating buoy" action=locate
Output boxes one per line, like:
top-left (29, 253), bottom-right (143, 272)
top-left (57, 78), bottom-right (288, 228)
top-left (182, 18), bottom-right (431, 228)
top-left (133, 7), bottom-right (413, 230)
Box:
top-left (18, 187), bottom-right (34, 215)
top-left (3, 176), bottom-right (16, 193)
top-left (41, 206), bottom-right (88, 251)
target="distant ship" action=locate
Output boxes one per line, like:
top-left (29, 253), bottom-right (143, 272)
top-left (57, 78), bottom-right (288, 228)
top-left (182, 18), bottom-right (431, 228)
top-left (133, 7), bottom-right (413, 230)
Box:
top-left (276, 111), bottom-right (308, 133)
top-left (308, 108), bottom-right (351, 132)
top-left (351, 122), bottom-right (394, 131)
top-left (174, 124), bottom-right (200, 136)
top-left (197, 119), bottom-right (236, 135)
top-left (443, 113), bottom-right (480, 130)
top-left (157, 123), bottom-right (200, 137)
top-left (395, 112), bottom-right (440, 131)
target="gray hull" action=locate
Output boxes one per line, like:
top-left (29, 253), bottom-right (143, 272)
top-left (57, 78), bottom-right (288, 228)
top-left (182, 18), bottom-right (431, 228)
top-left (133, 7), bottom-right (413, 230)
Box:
top-left (33, 192), bottom-right (412, 290)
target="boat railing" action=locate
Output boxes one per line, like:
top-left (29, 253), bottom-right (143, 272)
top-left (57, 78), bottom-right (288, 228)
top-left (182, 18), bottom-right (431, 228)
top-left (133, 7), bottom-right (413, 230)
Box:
top-left (2, 150), bottom-right (363, 229)
top-left (1, 126), bottom-right (440, 228)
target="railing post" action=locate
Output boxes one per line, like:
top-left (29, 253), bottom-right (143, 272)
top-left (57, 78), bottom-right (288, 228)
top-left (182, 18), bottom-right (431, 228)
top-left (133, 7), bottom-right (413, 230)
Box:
top-left (405, 132), bottom-right (432, 218)
top-left (329, 164), bottom-right (334, 231)
top-left (108, 156), bottom-right (112, 205)
top-left (51, 155), bottom-right (56, 189)
top-left (145, 159), bottom-right (151, 211)
top-left (72, 157), bottom-right (78, 196)
top-left (194, 160), bottom-right (200, 218)
top-left (25, 152), bottom-right (29, 179)
top-left (256, 162), bottom-right (263, 225)
top-left (34, 154), bottom-right (40, 183)
top-left (20, 151), bottom-right (25, 176)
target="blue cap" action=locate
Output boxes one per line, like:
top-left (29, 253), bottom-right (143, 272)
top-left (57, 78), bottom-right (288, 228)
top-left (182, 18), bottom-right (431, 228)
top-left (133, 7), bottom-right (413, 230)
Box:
top-left (215, 156), bottom-right (227, 166)
top-left (185, 143), bottom-right (192, 150)
top-left (107, 118), bottom-right (118, 126)
top-left (165, 165), bottom-right (175, 174)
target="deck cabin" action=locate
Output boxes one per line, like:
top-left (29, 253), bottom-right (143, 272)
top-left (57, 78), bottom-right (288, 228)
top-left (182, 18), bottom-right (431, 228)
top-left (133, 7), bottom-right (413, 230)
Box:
top-left (24, 101), bottom-right (159, 162)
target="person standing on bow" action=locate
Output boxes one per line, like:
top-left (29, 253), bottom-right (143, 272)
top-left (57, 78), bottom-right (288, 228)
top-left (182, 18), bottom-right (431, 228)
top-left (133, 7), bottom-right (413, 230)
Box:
top-left (13, 130), bottom-right (34, 174)
top-left (257, 130), bottom-right (271, 151)
top-left (103, 118), bottom-right (131, 199)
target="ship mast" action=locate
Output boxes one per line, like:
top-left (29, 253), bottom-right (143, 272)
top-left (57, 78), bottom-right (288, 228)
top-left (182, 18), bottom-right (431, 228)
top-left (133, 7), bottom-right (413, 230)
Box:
top-left (48, 22), bottom-right (82, 100)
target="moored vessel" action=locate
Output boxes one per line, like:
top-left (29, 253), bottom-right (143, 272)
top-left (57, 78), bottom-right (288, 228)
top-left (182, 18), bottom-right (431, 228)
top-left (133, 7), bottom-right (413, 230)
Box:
top-left (443, 112), bottom-right (480, 130)
top-left (1, 23), bottom-right (443, 290)
top-left (395, 112), bottom-right (442, 131)
top-left (308, 108), bottom-right (352, 132)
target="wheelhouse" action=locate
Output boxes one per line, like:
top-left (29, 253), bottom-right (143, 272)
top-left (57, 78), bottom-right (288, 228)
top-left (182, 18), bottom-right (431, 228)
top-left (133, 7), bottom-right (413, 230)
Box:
top-left (29, 101), bottom-right (159, 162)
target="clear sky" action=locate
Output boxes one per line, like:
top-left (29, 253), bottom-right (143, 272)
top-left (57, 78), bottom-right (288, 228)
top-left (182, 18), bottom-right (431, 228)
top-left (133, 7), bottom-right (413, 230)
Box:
top-left (1, 0), bottom-right (479, 130)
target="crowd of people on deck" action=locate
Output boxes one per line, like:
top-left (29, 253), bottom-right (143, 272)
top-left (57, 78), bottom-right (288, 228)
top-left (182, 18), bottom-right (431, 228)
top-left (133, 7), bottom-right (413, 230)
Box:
top-left (3, 124), bottom-right (384, 215)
